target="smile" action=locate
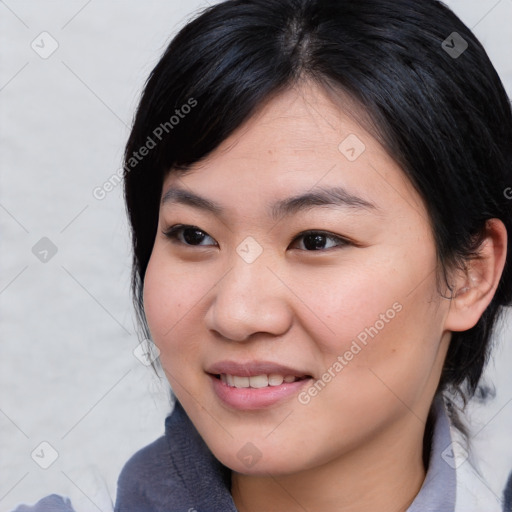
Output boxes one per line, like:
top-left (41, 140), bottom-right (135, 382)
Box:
top-left (218, 374), bottom-right (306, 388)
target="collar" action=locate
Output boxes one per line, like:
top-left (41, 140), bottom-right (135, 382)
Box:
top-left (406, 394), bottom-right (456, 511)
top-left (165, 401), bottom-right (237, 511)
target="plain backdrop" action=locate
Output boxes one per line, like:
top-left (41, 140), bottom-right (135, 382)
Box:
top-left (1, 1), bottom-right (511, 511)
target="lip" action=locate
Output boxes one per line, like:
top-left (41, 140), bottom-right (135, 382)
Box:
top-left (206, 360), bottom-right (311, 378)
top-left (206, 360), bottom-right (313, 410)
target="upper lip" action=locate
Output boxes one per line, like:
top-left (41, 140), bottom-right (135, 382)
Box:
top-left (206, 360), bottom-right (312, 378)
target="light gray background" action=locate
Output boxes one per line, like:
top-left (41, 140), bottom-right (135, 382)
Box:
top-left (1, 1), bottom-right (511, 511)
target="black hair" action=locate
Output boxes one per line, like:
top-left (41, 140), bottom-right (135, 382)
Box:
top-left (123, 0), bottom-right (512, 443)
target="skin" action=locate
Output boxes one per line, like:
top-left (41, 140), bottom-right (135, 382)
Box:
top-left (143, 81), bottom-right (507, 512)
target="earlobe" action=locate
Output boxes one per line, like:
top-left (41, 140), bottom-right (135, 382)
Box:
top-left (444, 218), bottom-right (508, 332)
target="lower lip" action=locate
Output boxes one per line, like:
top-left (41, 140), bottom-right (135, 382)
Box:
top-left (209, 374), bottom-right (311, 410)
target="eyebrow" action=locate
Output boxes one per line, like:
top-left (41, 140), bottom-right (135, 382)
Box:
top-left (161, 185), bottom-right (378, 221)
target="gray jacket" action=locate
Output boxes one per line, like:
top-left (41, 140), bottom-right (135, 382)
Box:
top-left (14, 395), bottom-right (510, 511)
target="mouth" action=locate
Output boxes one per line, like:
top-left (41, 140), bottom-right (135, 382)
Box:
top-left (213, 373), bottom-right (310, 388)
top-left (206, 361), bottom-right (313, 409)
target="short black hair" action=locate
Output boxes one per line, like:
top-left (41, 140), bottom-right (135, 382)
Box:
top-left (123, 0), bottom-right (512, 408)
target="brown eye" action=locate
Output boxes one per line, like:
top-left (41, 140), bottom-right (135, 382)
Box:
top-left (162, 225), bottom-right (217, 246)
top-left (291, 231), bottom-right (350, 251)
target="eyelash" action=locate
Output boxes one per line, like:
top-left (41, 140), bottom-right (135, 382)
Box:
top-left (162, 224), bottom-right (351, 252)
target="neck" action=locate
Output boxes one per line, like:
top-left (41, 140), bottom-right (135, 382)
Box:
top-left (231, 413), bottom-right (427, 512)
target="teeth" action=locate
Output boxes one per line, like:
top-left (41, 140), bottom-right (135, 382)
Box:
top-left (268, 374), bottom-right (284, 386)
top-left (249, 375), bottom-right (268, 388)
top-left (220, 374), bottom-right (299, 388)
top-left (233, 375), bottom-right (250, 388)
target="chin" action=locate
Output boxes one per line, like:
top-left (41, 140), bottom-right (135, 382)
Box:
top-left (207, 438), bottom-right (319, 477)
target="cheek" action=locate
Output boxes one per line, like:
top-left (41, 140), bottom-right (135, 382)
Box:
top-left (290, 259), bottom-right (404, 355)
top-left (288, 273), bottom-right (444, 457)
top-left (142, 250), bottom-right (207, 359)
top-left (294, 252), bottom-right (444, 388)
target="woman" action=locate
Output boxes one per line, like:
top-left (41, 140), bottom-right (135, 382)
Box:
top-left (15, 0), bottom-right (512, 510)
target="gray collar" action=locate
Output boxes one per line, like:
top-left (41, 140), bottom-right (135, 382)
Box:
top-left (406, 394), bottom-right (456, 511)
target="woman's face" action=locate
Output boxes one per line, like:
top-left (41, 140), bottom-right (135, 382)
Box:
top-left (143, 82), bottom-right (452, 475)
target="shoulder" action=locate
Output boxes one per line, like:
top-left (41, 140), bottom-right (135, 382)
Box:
top-left (10, 495), bottom-right (75, 512)
top-left (449, 424), bottom-right (510, 512)
top-left (116, 434), bottom-right (170, 487)
top-left (114, 433), bottom-right (193, 512)
top-left (504, 469), bottom-right (512, 511)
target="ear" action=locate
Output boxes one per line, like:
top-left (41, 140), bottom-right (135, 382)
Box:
top-left (444, 218), bottom-right (508, 332)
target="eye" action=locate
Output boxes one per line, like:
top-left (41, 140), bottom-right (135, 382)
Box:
top-left (162, 225), bottom-right (350, 252)
top-left (162, 224), bottom-right (217, 246)
top-left (290, 230), bottom-right (350, 251)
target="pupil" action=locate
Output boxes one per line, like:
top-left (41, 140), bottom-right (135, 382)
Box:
top-left (184, 228), bottom-right (205, 245)
top-left (304, 234), bottom-right (325, 250)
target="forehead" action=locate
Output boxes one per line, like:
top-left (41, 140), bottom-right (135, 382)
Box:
top-left (162, 83), bottom-right (425, 220)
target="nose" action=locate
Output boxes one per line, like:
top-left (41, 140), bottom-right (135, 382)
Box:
top-left (204, 253), bottom-right (293, 342)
